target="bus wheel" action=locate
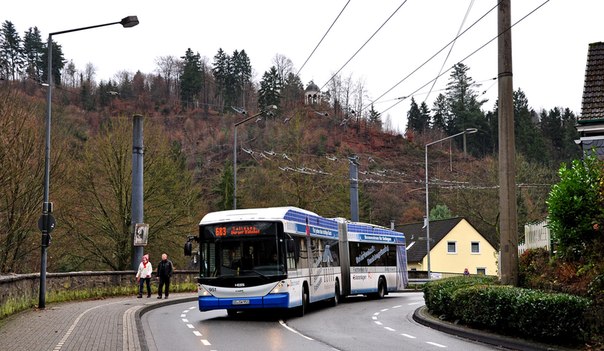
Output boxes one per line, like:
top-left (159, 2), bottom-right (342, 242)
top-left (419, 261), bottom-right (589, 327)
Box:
top-left (298, 286), bottom-right (309, 317)
top-left (375, 277), bottom-right (386, 299)
top-left (332, 280), bottom-right (340, 307)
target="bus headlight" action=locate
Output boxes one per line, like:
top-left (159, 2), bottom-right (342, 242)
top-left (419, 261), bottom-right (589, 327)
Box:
top-left (269, 281), bottom-right (286, 294)
top-left (198, 284), bottom-right (212, 296)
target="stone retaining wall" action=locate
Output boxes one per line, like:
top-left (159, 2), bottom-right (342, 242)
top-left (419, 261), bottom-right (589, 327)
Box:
top-left (0, 270), bottom-right (198, 314)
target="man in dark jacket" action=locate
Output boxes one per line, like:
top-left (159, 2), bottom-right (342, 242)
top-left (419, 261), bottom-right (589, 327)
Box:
top-left (157, 253), bottom-right (174, 299)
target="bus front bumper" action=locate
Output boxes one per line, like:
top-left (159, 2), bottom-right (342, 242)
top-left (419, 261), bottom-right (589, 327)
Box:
top-left (199, 293), bottom-right (290, 311)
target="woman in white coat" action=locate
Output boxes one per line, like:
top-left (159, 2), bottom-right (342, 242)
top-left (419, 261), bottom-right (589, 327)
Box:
top-left (136, 254), bottom-right (153, 298)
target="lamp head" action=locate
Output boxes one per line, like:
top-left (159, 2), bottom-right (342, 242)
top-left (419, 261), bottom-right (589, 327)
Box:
top-left (464, 128), bottom-right (478, 134)
top-left (120, 16), bottom-right (139, 28)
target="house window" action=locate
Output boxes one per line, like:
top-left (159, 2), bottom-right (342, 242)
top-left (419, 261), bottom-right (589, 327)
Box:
top-left (447, 241), bottom-right (457, 254)
top-left (471, 241), bottom-right (480, 253)
top-left (476, 268), bottom-right (486, 275)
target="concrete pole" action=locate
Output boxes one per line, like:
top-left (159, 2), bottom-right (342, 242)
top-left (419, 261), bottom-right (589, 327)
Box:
top-left (131, 114), bottom-right (144, 269)
top-left (498, 0), bottom-right (519, 285)
top-left (349, 156), bottom-right (359, 222)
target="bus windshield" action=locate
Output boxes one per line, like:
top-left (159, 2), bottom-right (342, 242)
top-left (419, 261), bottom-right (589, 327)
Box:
top-left (201, 221), bottom-right (285, 278)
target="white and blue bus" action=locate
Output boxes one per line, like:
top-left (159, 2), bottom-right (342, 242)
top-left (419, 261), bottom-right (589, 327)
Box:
top-left (184, 206), bottom-right (408, 316)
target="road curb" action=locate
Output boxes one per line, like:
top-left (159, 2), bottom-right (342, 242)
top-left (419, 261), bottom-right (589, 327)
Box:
top-left (412, 306), bottom-right (574, 351)
top-left (135, 294), bottom-right (197, 351)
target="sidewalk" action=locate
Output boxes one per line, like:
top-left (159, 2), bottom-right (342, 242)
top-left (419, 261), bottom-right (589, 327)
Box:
top-left (0, 293), bottom-right (195, 351)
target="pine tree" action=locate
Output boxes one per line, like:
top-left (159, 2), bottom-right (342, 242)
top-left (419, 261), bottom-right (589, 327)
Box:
top-left (231, 49), bottom-right (251, 109)
top-left (180, 48), bottom-right (202, 110)
top-left (212, 48), bottom-right (229, 111)
top-left (0, 20), bottom-right (24, 81)
top-left (22, 26), bottom-right (44, 82)
top-left (258, 66), bottom-right (281, 111)
top-left (42, 39), bottom-right (65, 86)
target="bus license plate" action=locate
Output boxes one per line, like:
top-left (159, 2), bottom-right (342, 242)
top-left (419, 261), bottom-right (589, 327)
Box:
top-left (233, 299), bottom-right (249, 305)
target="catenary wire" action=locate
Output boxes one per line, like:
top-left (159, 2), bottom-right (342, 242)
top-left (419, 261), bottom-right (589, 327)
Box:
top-left (296, 0), bottom-right (351, 77)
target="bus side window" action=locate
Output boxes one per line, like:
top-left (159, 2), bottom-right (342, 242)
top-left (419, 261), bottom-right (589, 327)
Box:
top-left (297, 237), bottom-right (308, 269)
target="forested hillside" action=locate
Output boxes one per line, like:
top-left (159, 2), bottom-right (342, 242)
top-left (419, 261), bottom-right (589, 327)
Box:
top-left (0, 19), bottom-right (581, 273)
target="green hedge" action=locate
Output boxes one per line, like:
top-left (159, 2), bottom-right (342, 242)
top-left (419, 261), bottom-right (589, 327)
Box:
top-left (424, 277), bottom-right (592, 345)
top-left (423, 275), bottom-right (498, 317)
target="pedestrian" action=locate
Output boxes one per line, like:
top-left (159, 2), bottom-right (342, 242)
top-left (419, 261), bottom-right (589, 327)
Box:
top-left (136, 254), bottom-right (153, 298)
top-left (156, 253), bottom-right (174, 299)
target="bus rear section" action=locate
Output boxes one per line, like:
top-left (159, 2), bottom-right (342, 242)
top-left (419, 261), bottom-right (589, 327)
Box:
top-left (338, 221), bottom-right (408, 298)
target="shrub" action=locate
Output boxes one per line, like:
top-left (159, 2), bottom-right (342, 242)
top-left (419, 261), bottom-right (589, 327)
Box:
top-left (423, 276), bottom-right (498, 317)
top-left (450, 284), bottom-right (591, 344)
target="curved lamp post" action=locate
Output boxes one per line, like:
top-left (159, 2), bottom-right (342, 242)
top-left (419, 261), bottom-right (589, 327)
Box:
top-left (424, 128), bottom-right (477, 279)
top-left (39, 16), bottom-right (139, 309)
top-left (232, 105), bottom-right (277, 209)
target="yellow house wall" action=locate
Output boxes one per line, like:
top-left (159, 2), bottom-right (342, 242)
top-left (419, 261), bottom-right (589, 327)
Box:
top-left (422, 220), bottom-right (498, 276)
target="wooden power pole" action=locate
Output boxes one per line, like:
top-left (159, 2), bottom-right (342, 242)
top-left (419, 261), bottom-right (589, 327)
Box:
top-left (498, 0), bottom-right (519, 285)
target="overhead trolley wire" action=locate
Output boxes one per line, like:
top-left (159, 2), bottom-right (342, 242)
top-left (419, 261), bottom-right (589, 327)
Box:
top-left (319, 0), bottom-right (410, 92)
top-left (378, 0), bottom-right (549, 116)
top-left (364, 1), bottom-right (502, 116)
top-left (423, 0), bottom-right (476, 104)
top-left (296, 0), bottom-right (351, 77)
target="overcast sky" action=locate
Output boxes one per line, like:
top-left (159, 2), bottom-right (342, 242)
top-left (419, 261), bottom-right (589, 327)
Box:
top-left (4, 1), bottom-right (602, 131)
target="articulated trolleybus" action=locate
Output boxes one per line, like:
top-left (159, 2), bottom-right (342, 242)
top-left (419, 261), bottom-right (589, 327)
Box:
top-left (184, 206), bottom-right (408, 316)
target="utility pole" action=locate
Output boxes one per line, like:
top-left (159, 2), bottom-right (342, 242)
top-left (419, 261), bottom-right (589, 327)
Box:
top-left (131, 114), bottom-right (144, 269)
top-left (498, 0), bottom-right (519, 285)
top-left (349, 155), bottom-right (359, 222)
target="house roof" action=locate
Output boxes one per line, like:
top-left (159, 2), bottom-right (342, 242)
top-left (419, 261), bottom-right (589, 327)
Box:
top-left (580, 42), bottom-right (604, 122)
top-left (398, 217), bottom-right (496, 263)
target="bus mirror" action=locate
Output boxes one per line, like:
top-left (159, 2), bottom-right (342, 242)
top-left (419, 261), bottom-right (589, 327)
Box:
top-left (184, 241), bottom-right (192, 256)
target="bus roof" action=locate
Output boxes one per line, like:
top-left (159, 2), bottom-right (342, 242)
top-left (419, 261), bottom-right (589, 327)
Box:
top-left (199, 206), bottom-right (319, 225)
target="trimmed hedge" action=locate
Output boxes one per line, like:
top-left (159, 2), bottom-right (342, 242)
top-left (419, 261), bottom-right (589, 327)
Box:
top-left (423, 275), bottom-right (498, 317)
top-left (423, 277), bottom-right (592, 345)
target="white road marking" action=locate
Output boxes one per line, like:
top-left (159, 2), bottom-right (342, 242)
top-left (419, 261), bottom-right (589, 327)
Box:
top-left (181, 314), bottom-right (187, 317)
top-left (187, 323), bottom-right (195, 329)
top-left (380, 308), bottom-right (389, 312)
top-left (426, 341), bottom-right (447, 348)
top-left (408, 301), bottom-right (423, 305)
top-left (392, 305), bottom-right (402, 309)
top-left (384, 327), bottom-right (396, 332)
top-left (279, 320), bottom-right (314, 341)
top-left (372, 316), bottom-right (378, 320)
top-left (373, 312), bottom-right (380, 316)
top-left (182, 318), bottom-right (189, 323)
top-left (374, 321), bottom-right (383, 326)
top-left (201, 339), bottom-right (211, 346)
top-left (401, 333), bottom-right (416, 339)
top-left (193, 331), bottom-right (202, 337)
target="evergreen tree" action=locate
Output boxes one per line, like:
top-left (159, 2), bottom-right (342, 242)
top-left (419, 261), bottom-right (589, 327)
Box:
top-left (212, 48), bottom-right (229, 111)
top-left (0, 20), bottom-right (24, 81)
top-left (431, 93), bottom-right (448, 132)
top-left (407, 97), bottom-right (430, 134)
top-left (443, 63), bottom-right (491, 156)
top-left (180, 48), bottom-right (202, 110)
top-left (368, 104), bottom-right (381, 128)
top-left (42, 39), bottom-right (65, 86)
top-left (282, 72), bottom-right (303, 109)
top-left (22, 26), bottom-right (44, 82)
top-left (231, 49), bottom-right (251, 109)
top-left (258, 66), bottom-right (281, 111)
top-left (512, 89), bottom-right (548, 164)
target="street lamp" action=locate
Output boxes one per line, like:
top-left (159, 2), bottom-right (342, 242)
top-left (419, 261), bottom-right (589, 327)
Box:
top-left (232, 105), bottom-right (277, 209)
top-left (424, 128), bottom-right (477, 279)
top-left (38, 15), bottom-right (139, 309)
